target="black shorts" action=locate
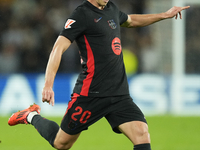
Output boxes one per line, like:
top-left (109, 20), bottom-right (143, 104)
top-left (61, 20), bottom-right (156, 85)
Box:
top-left (61, 93), bottom-right (147, 135)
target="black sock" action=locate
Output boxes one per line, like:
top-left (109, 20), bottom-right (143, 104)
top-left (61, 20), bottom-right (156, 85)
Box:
top-left (134, 143), bottom-right (151, 150)
top-left (31, 115), bottom-right (59, 147)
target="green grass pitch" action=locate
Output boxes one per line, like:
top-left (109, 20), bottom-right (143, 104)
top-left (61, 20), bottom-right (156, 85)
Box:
top-left (1, 116), bottom-right (200, 150)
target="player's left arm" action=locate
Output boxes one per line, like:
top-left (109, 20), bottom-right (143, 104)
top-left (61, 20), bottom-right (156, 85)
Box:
top-left (121, 6), bottom-right (190, 28)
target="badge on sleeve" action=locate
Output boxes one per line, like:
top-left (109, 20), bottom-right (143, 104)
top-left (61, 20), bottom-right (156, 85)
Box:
top-left (64, 19), bottom-right (76, 29)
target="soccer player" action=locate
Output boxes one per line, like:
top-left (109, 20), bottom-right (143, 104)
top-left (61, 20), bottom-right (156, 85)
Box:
top-left (8, 0), bottom-right (189, 150)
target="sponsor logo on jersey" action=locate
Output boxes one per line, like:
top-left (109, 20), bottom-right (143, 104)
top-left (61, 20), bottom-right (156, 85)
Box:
top-left (108, 19), bottom-right (117, 29)
top-left (112, 37), bottom-right (122, 55)
top-left (64, 19), bottom-right (76, 29)
top-left (94, 17), bottom-right (102, 23)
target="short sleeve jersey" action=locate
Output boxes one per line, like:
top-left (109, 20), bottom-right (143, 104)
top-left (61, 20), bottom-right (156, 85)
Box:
top-left (60, 1), bottom-right (129, 97)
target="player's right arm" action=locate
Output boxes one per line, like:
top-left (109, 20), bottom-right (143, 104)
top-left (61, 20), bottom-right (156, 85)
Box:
top-left (121, 6), bottom-right (190, 28)
top-left (42, 36), bottom-right (71, 106)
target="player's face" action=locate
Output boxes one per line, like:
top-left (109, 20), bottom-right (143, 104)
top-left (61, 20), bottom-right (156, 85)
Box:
top-left (88, 0), bottom-right (109, 9)
top-left (97, 0), bottom-right (109, 5)
top-left (96, 0), bottom-right (109, 8)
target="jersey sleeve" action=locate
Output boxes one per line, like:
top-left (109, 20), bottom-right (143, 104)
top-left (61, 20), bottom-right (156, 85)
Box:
top-left (119, 11), bottom-right (128, 25)
top-left (60, 7), bottom-right (87, 43)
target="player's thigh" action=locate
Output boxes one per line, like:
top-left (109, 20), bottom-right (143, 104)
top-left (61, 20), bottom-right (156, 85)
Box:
top-left (105, 95), bottom-right (147, 133)
top-left (54, 128), bottom-right (80, 148)
top-left (118, 121), bottom-right (150, 145)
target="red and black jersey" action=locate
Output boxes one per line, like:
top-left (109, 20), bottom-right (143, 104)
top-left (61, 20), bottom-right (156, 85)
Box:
top-left (60, 1), bottom-right (129, 97)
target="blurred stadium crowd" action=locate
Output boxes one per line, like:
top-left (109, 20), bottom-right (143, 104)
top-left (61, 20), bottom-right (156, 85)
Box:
top-left (185, 6), bottom-right (200, 74)
top-left (0, 0), bottom-right (152, 75)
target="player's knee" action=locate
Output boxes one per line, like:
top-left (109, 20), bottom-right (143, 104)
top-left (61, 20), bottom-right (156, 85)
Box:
top-left (134, 128), bottom-right (150, 144)
top-left (54, 141), bottom-right (73, 150)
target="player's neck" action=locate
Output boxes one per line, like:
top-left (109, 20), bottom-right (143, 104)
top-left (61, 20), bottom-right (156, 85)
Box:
top-left (87, 0), bottom-right (107, 10)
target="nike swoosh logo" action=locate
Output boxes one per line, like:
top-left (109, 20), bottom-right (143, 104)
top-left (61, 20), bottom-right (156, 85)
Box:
top-left (94, 17), bottom-right (102, 23)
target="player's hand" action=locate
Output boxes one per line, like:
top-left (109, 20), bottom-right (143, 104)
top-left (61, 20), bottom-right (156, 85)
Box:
top-left (42, 86), bottom-right (55, 106)
top-left (165, 6), bottom-right (190, 19)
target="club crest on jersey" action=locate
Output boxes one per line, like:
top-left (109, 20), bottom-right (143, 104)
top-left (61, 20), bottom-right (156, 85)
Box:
top-left (107, 19), bottom-right (117, 29)
top-left (64, 19), bottom-right (76, 29)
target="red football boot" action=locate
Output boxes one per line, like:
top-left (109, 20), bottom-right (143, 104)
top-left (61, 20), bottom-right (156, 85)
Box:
top-left (8, 103), bottom-right (41, 126)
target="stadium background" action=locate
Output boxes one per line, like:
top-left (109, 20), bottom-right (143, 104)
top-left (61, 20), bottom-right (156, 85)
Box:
top-left (0, 0), bottom-right (200, 149)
